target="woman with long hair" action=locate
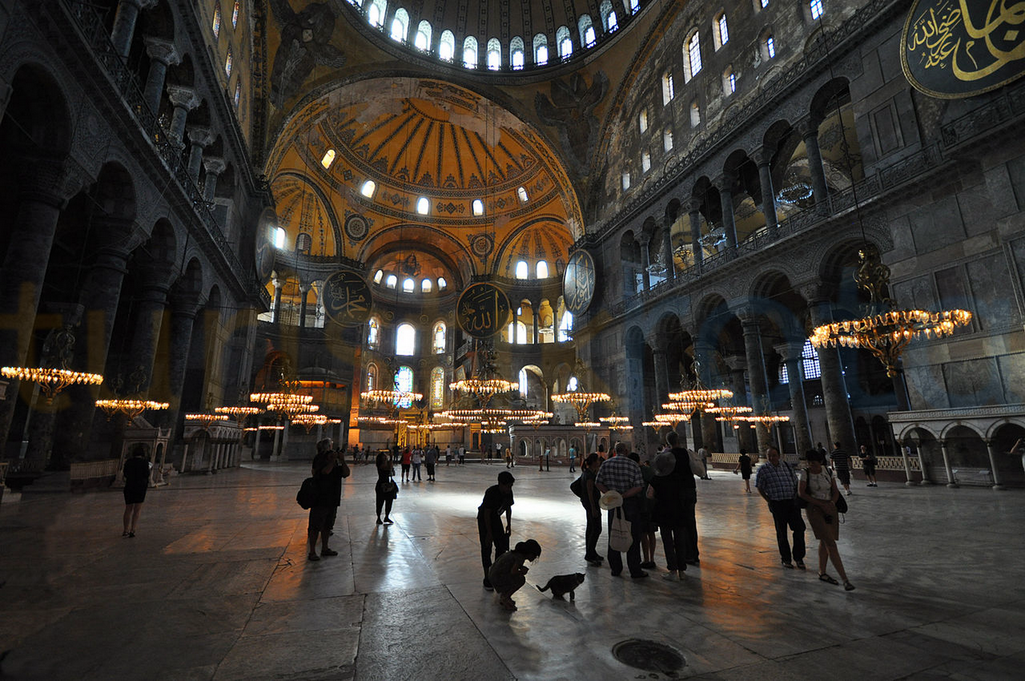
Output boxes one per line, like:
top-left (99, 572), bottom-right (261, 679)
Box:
top-left (799, 450), bottom-right (855, 591)
top-left (375, 450), bottom-right (397, 524)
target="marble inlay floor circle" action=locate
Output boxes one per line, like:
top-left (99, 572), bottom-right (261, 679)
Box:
top-left (612, 638), bottom-right (686, 676)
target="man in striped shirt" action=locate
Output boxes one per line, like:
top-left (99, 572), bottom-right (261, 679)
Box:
top-left (755, 447), bottom-right (807, 570)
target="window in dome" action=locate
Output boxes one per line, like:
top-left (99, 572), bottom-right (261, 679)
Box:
top-left (557, 26), bottom-right (572, 59)
top-left (396, 323), bottom-right (416, 356)
top-left (810, 0), bottom-right (824, 20)
top-left (607, 11), bottom-right (618, 32)
top-left (662, 71), bottom-right (674, 104)
top-left (367, 0), bottom-right (386, 28)
top-left (517, 186), bottom-right (529, 202)
top-left (664, 129), bottom-right (674, 152)
top-left (225, 48), bottom-right (233, 78)
top-left (463, 36), bottom-right (478, 68)
top-left (685, 32), bottom-right (702, 81)
top-left (385, 274), bottom-right (397, 288)
top-left (373, 269), bottom-right (384, 284)
top-left (510, 36), bottom-right (525, 69)
top-left (232, 1), bottom-right (240, 28)
top-left (628, 0), bottom-right (640, 13)
top-left (421, 278), bottom-right (432, 293)
top-left (760, 0), bottom-right (770, 7)
top-left (533, 34), bottom-right (548, 65)
top-left (234, 81), bottom-right (241, 108)
top-left (724, 67), bottom-right (736, 94)
top-left (515, 261), bottom-right (529, 279)
top-left (519, 367), bottom-right (528, 398)
top-left (273, 226), bottom-right (286, 249)
top-left (295, 232), bottom-right (312, 253)
top-left (432, 321), bottom-right (446, 353)
top-left (437, 277), bottom-right (447, 290)
top-left (642, 152), bottom-right (651, 172)
top-left (368, 317), bottom-right (380, 349)
top-left (402, 278), bottom-right (415, 293)
top-left (439, 30), bottom-right (455, 61)
top-left (714, 13), bottom-right (729, 50)
top-left (622, 172), bottom-right (631, 190)
top-left (599, 0), bottom-right (614, 33)
top-left (416, 197), bottom-right (430, 215)
top-left (472, 199), bottom-right (484, 215)
top-left (367, 363), bottom-right (378, 390)
top-left (212, 4), bottom-right (221, 37)
top-left (536, 261), bottom-right (549, 279)
top-left (567, 376), bottom-right (578, 391)
top-left (487, 38), bottom-right (501, 70)
top-left (558, 310), bottom-right (574, 342)
top-left (765, 35), bottom-right (776, 59)
top-left (690, 100), bottom-right (701, 127)
top-left (638, 109), bottom-right (648, 133)
top-left (415, 21), bottom-right (432, 51)
top-left (361, 180), bottom-right (376, 197)
top-left (430, 367), bottom-right (445, 409)
top-left (579, 15), bottom-right (596, 47)
top-left (394, 366), bottom-right (414, 406)
top-left (390, 9), bottom-right (408, 42)
top-left (321, 149), bottom-right (336, 169)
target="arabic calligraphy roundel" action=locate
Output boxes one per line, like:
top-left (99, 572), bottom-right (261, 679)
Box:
top-left (563, 250), bottom-right (596, 315)
top-left (322, 270), bottom-right (374, 327)
top-left (901, 0), bottom-right (1025, 99)
top-left (457, 282), bottom-right (511, 339)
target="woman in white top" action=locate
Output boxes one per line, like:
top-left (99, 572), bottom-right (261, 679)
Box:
top-left (798, 449), bottom-right (855, 591)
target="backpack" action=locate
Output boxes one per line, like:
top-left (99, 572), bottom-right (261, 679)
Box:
top-left (570, 476), bottom-right (584, 498)
top-left (296, 477), bottom-right (316, 509)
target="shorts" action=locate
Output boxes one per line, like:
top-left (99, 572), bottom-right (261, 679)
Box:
top-left (836, 469), bottom-right (851, 486)
top-left (308, 505), bottom-right (337, 535)
top-left (741, 471), bottom-right (751, 480)
top-left (863, 463), bottom-right (876, 476)
top-left (806, 503), bottom-right (839, 542)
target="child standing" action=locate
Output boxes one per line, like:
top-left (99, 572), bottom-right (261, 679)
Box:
top-left (488, 539), bottom-right (542, 611)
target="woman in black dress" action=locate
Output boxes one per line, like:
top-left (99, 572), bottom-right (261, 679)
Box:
top-left (122, 445), bottom-right (150, 537)
top-left (375, 450), bottom-right (396, 524)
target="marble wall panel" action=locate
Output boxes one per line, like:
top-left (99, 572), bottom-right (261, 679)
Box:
top-left (1007, 155), bottom-right (1025, 211)
top-left (908, 194), bottom-right (966, 254)
top-left (965, 254), bottom-right (1018, 331)
top-left (998, 352), bottom-right (1025, 404)
top-left (905, 363), bottom-right (950, 410)
top-left (958, 166), bottom-right (1018, 238)
top-left (942, 358), bottom-right (1005, 407)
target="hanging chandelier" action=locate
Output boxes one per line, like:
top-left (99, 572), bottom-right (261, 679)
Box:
top-left (215, 405), bottom-right (263, 429)
top-left (551, 390), bottom-right (611, 422)
top-left (96, 399), bottom-right (169, 421)
top-left (3, 326), bottom-right (104, 404)
top-left (291, 413), bottom-right (329, 433)
top-left (449, 341), bottom-right (517, 408)
top-left (667, 388), bottom-right (732, 403)
top-left (184, 413), bottom-right (230, 429)
top-left (660, 400), bottom-right (714, 413)
top-left (360, 389), bottom-right (423, 405)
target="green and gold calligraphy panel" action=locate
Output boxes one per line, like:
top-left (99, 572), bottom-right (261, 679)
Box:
top-left (323, 270), bottom-right (373, 326)
top-left (902, 0), bottom-right (1025, 98)
top-left (563, 250), bottom-right (596, 315)
top-left (457, 282), bottom-right (511, 339)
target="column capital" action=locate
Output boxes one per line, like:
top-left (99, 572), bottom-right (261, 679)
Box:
top-left (638, 231), bottom-right (652, 245)
top-left (19, 155), bottom-right (89, 207)
top-left (752, 147), bottom-right (775, 166)
top-left (142, 37), bottom-right (181, 66)
top-left (723, 355), bottom-right (746, 372)
top-left (714, 172), bottom-right (737, 190)
top-left (773, 341), bottom-right (805, 362)
top-left (166, 85), bottom-right (200, 111)
top-left (203, 156), bottom-right (226, 176)
top-left (795, 117), bottom-right (821, 140)
top-left (797, 281), bottom-right (830, 305)
top-left (732, 305), bottom-right (760, 325)
top-left (684, 198), bottom-right (702, 214)
top-left (187, 126), bottom-right (215, 148)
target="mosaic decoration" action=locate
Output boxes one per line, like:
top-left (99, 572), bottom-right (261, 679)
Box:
top-left (902, 0), bottom-right (1025, 98)
top-left (469, 233), bottom-right (494, 260)
top-left (344, 213), bottom-right (369, 241)
top-left (322, 270), bottom-right (373, 327)
top-left (457, 282), bottom-right (511, 339)
top-left (563, 250), bottom-right (597, 315)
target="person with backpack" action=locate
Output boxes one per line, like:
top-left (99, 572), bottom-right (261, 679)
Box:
top-left (307, 439), bottom-right (350, 561)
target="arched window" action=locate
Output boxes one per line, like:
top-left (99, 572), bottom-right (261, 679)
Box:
top-left (367, 317), bottom-right (380, 349)
top-left (463, 36), bottom-right (478, 68)
top-left (421, 278), bottom-right (432, 292)
top-left (507, 321), bottom-right (527, 344)
top-left (390, 8), bottom-right (408, 42)
top-left (810, 0), bottom-right (824, 20)
top-left (607, 10), bottom-right (618, 32)
top-left (472, 199), bottom-right (484, 215)
top-left (321, 149), bottom-right (336, 169)
top-left (394, 366), bottom-right (414, 407)
top-left (536, 261), bottom-right (549, 279)
top-left (225, 48), bottom-right (233, 77)
top-left (295, 232), bottom-right (312, 253)
top-left (662, 72), bottom-right (675, 104)
top-left (533, 34), bottom-right (548, 65)
top-left (439, 30), bottom-right (455, 61)
top-left (638, 109), bottom-right (648, 133)
top-left (685, 32), bottom-right (702, 82)
top-left (430, 367), bottom-right (445, 409)
top-left (622, 172), bottom-right (631, 190)
top-left (212, 4), bottom-right (221, 37)
top-left (517, 186), bottom-right (529, 202)
top-left (437, 277), bottom-right (447, 290)
top-left (373, 269), bottom-right (383, 284)
top-left (367, 363), bottom-right (378, 391)
top-left (432, 321), bottom-right (446, 353)
top-left (385, 274), bottom-right (397, 288)
top-left (599, 0), bottom-right (614, 32)
top-left (627, 0), bottom-right (640, 13)
top-left (415, 20), bottom-right (432, 51)
top-left (723, 66), bottom-right (736, 94)
top-left (234, 81), bottom-right (241, 107)
top-left (764, 34), bottom-right (776, 59)
top-left (519, 367), bottom-right (528, 398)
top-left (578, 15), bottom-right (595, 47)
top-left (556, 26), bottom-right (572, 59)
top-left (486, 38), bottom-right (501, 70)
top-left (367, 0), bottom-right (386, 28)
top-left (416, 197), bottom-right (430, 214)
top-left (663, 129), bottom-right (674, 152)
top-left (779, 340), bottom-right (821, 383)
top-left (567, 376), bottom-right (578, 391)
top-left (510, 36), bottom-right (525, 69)
top-left (515, 261), bottom-right (529, 279)
top-left (396, 323), bottom-right (416, 355)
top-left (273, 226), bottom-right (286, 249)
top-left (642, 152), bottom-right (651, 172)
top-left (714, 12), bottom-right (729, 50)
top-left (402, 277), bottom-right (415, 292)
top-left (690, 100), bottom-right (701, 127)
top-left (361, 179), bottom-right (376, 197)
top-left (558, 310), bottom-right (573, 341)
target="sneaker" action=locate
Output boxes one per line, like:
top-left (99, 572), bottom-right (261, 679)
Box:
top-left (661, 572), bottom-right (678, 581)
top-left (640, 561), bottom-right (656, 570)
top-left (483, 579), bottom-right (494, 591)
top-left (308, 553), bottom-right (320, 561)
top-left (795, 561), bottom-right (806, 570)
top-left (630, 571), bottom-right (649, 579)
top-left (321, 548), bottom-right (338, 557)
top-left (782, 561), bottom-right (795, 569)
top-left (383, 518), bottom-right (394, 525)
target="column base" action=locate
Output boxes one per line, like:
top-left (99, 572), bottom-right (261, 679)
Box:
top-left (945, 482), bottom-right (959, 488)
top-left (904, 480), bottom-right (918, 487)
top-left (919, 480), bottom-right (934, 485)
top-left (992, 484), bottom-right (1005, 491)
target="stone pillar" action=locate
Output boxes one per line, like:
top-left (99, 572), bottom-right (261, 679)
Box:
top-left (753, 148), bottom-right (778, 230)
top-left (775, 341), bottom-right (813, 455)
top-left (511, 305), bottom-right (519, 343)
top-left (805, 292), bottom-right (858, 458)
top-left (724, 355), bottom-right (754, 452)
top-left (128, 281), bottom-right (171, 392)
top-left (639, 235), bottom-right (651, 291)
top-left (162, 299), bottom-right (199, 443)
top-left (0, 158), bottom-right (83, 458)
top-left (298, 282), bottom-right (309, 328)
top-left (532, 302), bottom-right (540, 344)
top-left (142, 38), bottom-right (180, 114)
top-left (717, 175), bottom-right (738, 249)
top-left (797, 118), bottom-right (829, 210)
top-left (166, 86), bottom-right (199, 146)
top-left (739, 312), bottom-right (771, 454)
top-left (897, 438), bottom-right (915, 486)
top-left (271, 275), bottom-right (283, 323)
top-left (186, 127), bottom-right (213, 183)
top-left (652, 348), bottom-right (670, 408)
top-left (202, 157), bottom-right (226, 203)
top-left (687, 200), bottom-right (703, 269)
top-left (110, 0), bottom-right (157, 59)
top-left (938, 439), bottom-right (957, 487)
top-left (661, 218), bottom-right (676, 282)
top-left (984, 440), bottom-right (1004, 490)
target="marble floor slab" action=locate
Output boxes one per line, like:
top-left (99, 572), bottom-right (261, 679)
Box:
top-left (0, 461), bottom-right (1022, 680)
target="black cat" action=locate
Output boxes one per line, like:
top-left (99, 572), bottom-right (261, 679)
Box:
top-left (536, 573), bottom-right (585, 601)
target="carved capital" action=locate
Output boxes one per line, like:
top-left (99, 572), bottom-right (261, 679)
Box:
top-left (684, 198), bottom-right (702, 215)
top-left (773, 341), bottom-right (805, 362)
top-left (723, 355), bottom-right (747, 372)
top-left (187, 126), bottom-right (214, 148)
top-left (203, 156), bottom-right (226, 176)
top-left (752, 147), bottom-right (774, 167)
top-left (143, 37), bottom-right (181, 66)
top-left (166, 85), bottom-right (200, 111)
top-left (19, 155), bottom-right (89, 207)
top-left (795, 118), bottom-right (821, 141)
top-left (714, 173), bottom-right (737, 191)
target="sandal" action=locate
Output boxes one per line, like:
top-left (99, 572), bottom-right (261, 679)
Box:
top-left (819, 573), bottom-right (839, 585)
top-left (844, 581), bottom-right (856, 591)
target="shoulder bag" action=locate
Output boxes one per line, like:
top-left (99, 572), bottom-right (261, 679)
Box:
top-left (609, 507), bottom-right (633, 552)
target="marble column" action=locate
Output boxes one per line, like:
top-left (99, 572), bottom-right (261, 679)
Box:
top-left (652, 348), bottom-right (670, 408)
top-left (897, 438), bottom-right (915, 486)
top-left (693, 340), bottom-right (717, 451)
top-left (775, 341), bottom-right (813, 455)
top-left (532, 301), bottom-right (540, 344)
top-left (661, 218), bottom-right (676, 282)
top-left (186, 127), bottom-right (213, 183)
top-left (166, 86), bottom-right (199, 146)
top-left (110, 0), bottom-right (157, 59)
top-left (938, 439), bottom-right (957, 488)
top-left (724, 355), bottom-right (754, 452)
top-left (271, 275), bottom-right (283, 323)
top-left (142, 38), bottom-right (180, 115)
top-left (0, 158), bottom-right (83, 457)
top-left (639, 235), bottom-right (651, 291)
top-left (739, 313), bottom-right (771, 454)
top-left (128, 280), bottom-right (171, 393)
top-left (298, 282), bottom-right (309, 328)
top-left (162, 299), bottom-right (199, 443)
top-left (202, 157), bottom-right (226, 202)
top-left (753, 147), bottom-right (778, 230)
top-left (687, 200), bottom-right (703, 269)
top-left (717, 175), bottom-right (738, 249)
top-left (984, 440), bottom-right (1004, 490)
top-left (797, 118), bottom-right (829, 211)
top-left (805, 293), bottom-right (858, 458)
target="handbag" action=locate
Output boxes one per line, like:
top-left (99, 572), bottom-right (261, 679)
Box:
top-left (609, 507), bottom-right (633, 552)
top-left (380, 476), bottom-right (398, 498)
top-left (296, 477), bottom-right (316, 510)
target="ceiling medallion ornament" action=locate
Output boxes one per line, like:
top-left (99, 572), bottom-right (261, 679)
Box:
top-left (563, 249), bottom-right (596, 315)
top-left (469, 233), bottom-right (495, 261)
top-left (343, 213), bottom-right (369, 241)
top-left (322, 270), bottom-right (373, 327)
top-left (901, 0), bottom-right (1025, 99)
top-left (456, 282), bottom-right (511, 339)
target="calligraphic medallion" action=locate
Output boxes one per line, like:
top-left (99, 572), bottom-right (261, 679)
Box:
top-left (322, 270), bottom-right (373, 327)
top-left (901, 0), bottom-right (1025, 99)
top-left (563, 250), bottom-right (596, 315)
top-left (456, 282), bottom-right (511, 339)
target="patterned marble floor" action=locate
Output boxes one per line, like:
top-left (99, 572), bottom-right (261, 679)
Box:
top-left (0, 459), bottom-right (1022, 680)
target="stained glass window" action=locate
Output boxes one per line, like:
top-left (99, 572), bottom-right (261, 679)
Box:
top-left (430, 367), bottom-right (445, 409)
top-left (395, 367), bottom-right (414, 407)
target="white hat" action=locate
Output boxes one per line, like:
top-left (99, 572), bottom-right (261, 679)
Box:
top-left (598, 490), bottom-right (624, 510)
top-left (654, 451), bottom-right (676, 477)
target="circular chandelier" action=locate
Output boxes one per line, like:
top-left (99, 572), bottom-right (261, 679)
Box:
top-left (668, 388), bottom-right (733, 403)
top-left (360, 389), bottom-right (423, 404)
top-left (738, 414), bottom-right (791, 424)
top-left (2, 367), bottom-right (104, 404)
top-left (551, 391), bottom-right (611, 422)
top-left (449, 341), bottom-right (517, 407)
top-left (291, 413), bottom-right (329, 433)
top-left (215, 405), bottom-right (263, 428)
top-left (705, 405), bottom-right (753, 417)
top-left (660, 401), bottom-right (713, 413)
top-left (184, 413), bottom-right (230, 429)
top-left (440, 408), bottom-right (547, 421)
top-left (574, 421), bottom-right (601, 429)
top-left (96, 399), bottom-right (169, 421)
top-left (599, 414), bottom-right (633, 432)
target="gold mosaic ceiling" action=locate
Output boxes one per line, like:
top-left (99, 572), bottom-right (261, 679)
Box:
top-left (267, 78), bottom-right (581, 282)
